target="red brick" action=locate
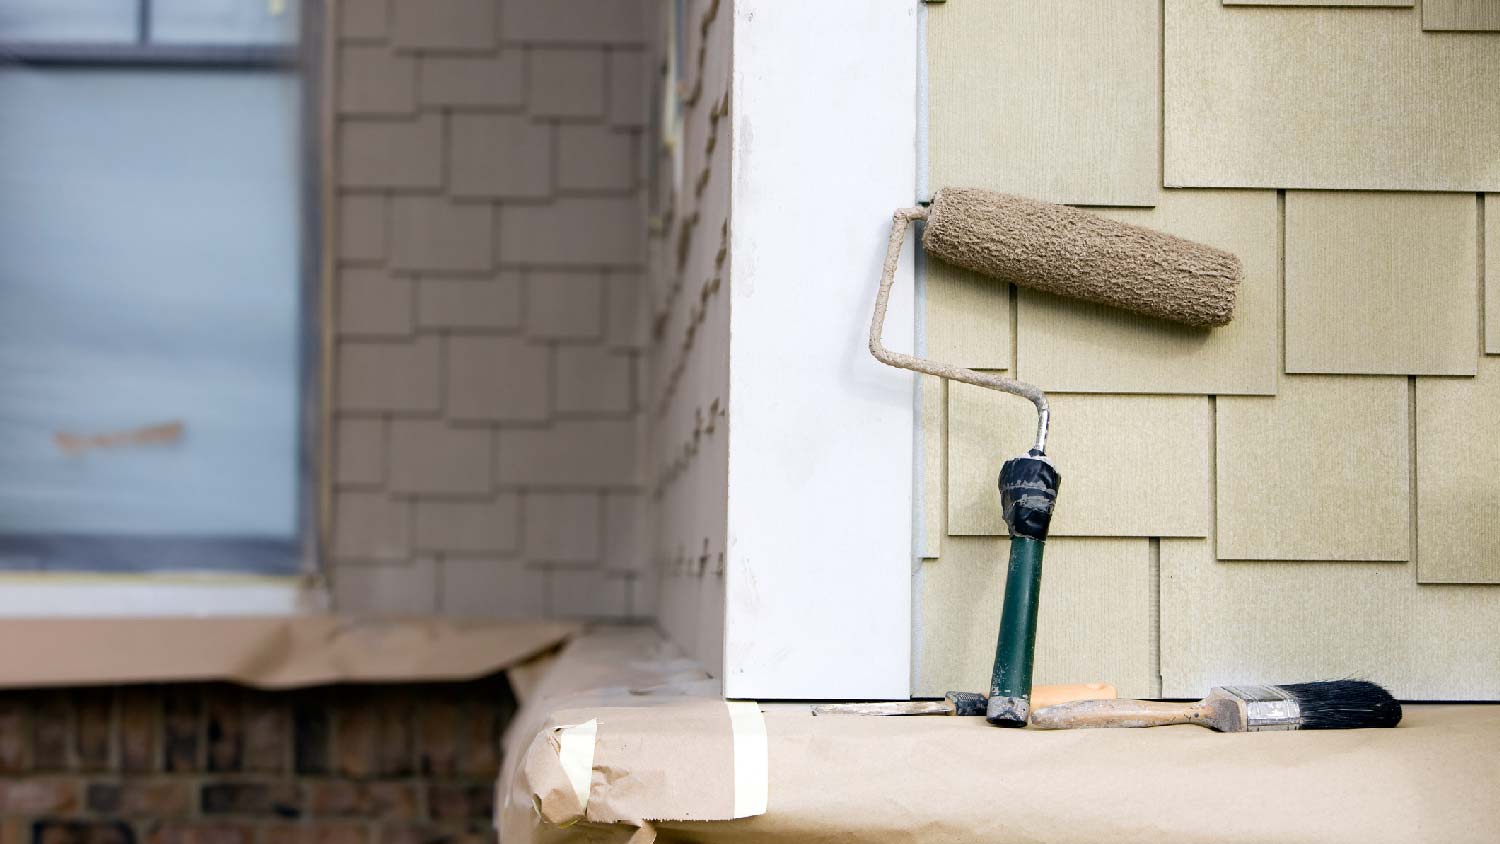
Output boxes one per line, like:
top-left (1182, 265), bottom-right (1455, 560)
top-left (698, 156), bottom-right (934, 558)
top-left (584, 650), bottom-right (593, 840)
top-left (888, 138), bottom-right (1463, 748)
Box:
top-left (31, 693), bottom-right (71, 770)
top-left (331, 707), bottom-right (375, 779)
top-left (372, 700), bottom-right (413, 779)
top-left (365, 783), bottom-right (418, 821)
top-left (298, 823), bottom-right (370, 844)
top-left (456, 705), bottom-right (501, 778)
top-left (200, 782), bottom-right (301, 818)
top-left (241, 697), bottom-right (287, 774)
top-left (329, 691), bottom-right (413, 778)
top-left (86, 781), bottom-right (191, 816)
top-left (306, 780), bottom-right (359, 815)
top-left (292, 704), bottom-right (331, 776)
top-left (162, 690), bottom-right (202, 773)
top-left (0, 700), bottom-right (30, 771)
top-left (117, 689), bottom-right (160, 773)
top-left (252, 825), bottom-right (295, 844)
top-left (415, 701), bottom-right (457, 777)
top-left (425, 784), bottom-right (492, 823)
top-left (0, 684), bottom-right (518, 844)
top-left (417, 694), bottom-right (505, 779)
top-left (306, 782), bottom-right (417, 820)
top-left (0, 780), bottom-right (79, 812)
top-left (205, 690), bottom-right (243, 773)
top-left (32, 820), bottom-right (133, 844)
top-left (142, 822), bottom-right (254, 844)
top-left (377, 827), bottom-right (493, 844)
top-left (73, 691), bottom-right (113, 771)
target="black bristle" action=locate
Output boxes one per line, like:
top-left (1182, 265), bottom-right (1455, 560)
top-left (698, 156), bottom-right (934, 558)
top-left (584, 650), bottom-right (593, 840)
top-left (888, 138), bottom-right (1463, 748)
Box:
top-left (1279, 680), bottom-right (1402, 730)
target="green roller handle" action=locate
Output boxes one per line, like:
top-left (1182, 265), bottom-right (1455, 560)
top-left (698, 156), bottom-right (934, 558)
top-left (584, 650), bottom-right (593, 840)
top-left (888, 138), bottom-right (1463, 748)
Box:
top-left (987, 536), bottom-right (1045, 725)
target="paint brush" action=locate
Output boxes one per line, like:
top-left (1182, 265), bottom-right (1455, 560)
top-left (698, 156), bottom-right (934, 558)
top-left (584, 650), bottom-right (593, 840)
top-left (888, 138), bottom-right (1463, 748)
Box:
top-left (1030, 680), bottom-right (1401, 732)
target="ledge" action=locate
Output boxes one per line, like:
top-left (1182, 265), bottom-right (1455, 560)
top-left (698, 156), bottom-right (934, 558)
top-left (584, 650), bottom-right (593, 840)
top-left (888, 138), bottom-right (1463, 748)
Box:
top-left (0, 615), bottom-right (577, 689)
top-left (500, 626), bottom-right (1500, 844)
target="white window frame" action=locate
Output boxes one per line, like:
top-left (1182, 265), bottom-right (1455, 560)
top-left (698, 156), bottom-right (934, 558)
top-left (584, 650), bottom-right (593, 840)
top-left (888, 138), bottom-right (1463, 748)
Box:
top-left (0, 0), bottom-right (327, 607)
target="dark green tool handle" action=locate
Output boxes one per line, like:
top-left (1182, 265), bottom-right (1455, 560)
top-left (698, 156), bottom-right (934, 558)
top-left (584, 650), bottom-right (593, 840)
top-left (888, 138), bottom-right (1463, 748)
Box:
top-left (986, 449), bottom-right (1060, 727)
top-left (988, 536), bottom-right (1045, 715)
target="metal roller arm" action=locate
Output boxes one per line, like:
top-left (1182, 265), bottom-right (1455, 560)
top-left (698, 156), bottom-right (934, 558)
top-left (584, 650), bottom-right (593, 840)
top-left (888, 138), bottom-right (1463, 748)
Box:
top-left (868, 206), bottom-right (1051, 453)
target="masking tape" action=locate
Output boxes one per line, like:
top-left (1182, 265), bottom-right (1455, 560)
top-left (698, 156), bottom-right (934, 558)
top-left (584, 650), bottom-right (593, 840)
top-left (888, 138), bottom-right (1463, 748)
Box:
top-left (554, 704), bottom-right (766, 823)
top-left (556, 720), bottom-right (598, 812)
top-left (726, 700), bottom-right (769, 818)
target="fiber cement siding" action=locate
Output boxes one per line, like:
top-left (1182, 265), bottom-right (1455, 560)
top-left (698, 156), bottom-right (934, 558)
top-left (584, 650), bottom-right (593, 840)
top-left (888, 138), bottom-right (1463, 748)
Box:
top-left (1161, 537), bottom-right (1500, 699)
top-left (947, 385), bottom-right (1211, 538)
top-left (1488, 195), bottom-right (1499, 355)
top-left (927, 0), bottom-right (1160, 206)
top-left (1415, 357), bottom-right (1500, 583)
top-left (917, 537), bottom-right (1157, 700)
top-left (1225, 0), bottom-right (1410, 5)
top-left (1017, 189), bottom-right (1279, 395)
top-left (920, 375), bottom-right (945, 560)
top-left (1284, 191), bottom-right (1477, 376)
top-left (920, 0), bottom-right (1498, 699)
top-left (1215, 375), bottom-right (1410, 561)
top-left (927, 257), bottom-right (1012, 371)
top-left (1164, 0), bottom-right (1500, 191)
top-left (1423, 0), bottom-right (1500, 30)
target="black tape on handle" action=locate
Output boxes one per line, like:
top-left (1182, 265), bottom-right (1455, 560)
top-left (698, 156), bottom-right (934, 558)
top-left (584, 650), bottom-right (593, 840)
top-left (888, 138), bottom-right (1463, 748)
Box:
top-left (998, 449), bottom-right (1061, 541)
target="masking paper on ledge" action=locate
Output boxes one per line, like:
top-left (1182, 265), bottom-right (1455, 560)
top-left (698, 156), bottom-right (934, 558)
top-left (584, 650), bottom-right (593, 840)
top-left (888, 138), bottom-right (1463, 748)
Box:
top-left (0, 616), bottom-right (577, 688)
top-left (501, 627), bottom-right (1500, 844)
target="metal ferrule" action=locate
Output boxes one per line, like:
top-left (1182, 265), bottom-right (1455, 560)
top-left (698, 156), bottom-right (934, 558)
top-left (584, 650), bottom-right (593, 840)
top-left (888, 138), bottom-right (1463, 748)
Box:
top-left (1224, 685), bottom-right (1303, 731)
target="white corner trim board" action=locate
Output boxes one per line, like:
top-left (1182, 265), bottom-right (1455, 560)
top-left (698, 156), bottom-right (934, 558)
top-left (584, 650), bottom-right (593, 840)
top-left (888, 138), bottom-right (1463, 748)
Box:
top-left (725, 0), bottom-right (918, 698)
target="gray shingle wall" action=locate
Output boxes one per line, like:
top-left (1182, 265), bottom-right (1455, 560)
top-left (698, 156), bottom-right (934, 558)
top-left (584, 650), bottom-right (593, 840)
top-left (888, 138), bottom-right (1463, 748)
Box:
top-left (649, 0), bottom-right (731, 677)
top-left (330, 0), bottom-right (651, 619)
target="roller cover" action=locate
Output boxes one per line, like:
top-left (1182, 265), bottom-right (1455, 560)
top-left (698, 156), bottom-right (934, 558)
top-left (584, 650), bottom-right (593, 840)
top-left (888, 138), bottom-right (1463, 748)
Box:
top-left (922, 188), bottom-right (1241, 327)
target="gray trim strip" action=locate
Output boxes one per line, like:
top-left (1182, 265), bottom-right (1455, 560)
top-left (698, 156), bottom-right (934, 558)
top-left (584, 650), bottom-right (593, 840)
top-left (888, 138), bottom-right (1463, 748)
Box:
top-left (0, 536), bottom-right (302, 574)
top-left (0, 43), bottom-right (298, 68)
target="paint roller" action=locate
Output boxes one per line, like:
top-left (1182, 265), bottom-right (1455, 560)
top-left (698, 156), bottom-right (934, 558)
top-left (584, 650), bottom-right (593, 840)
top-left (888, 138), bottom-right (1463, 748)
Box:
top-left (869, 188), bottom-right (1242, 726)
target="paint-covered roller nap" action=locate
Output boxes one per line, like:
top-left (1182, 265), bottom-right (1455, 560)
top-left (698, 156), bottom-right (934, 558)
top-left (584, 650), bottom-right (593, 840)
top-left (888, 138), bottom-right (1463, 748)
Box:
top-left (922, 188), bottom-right (1243, 327)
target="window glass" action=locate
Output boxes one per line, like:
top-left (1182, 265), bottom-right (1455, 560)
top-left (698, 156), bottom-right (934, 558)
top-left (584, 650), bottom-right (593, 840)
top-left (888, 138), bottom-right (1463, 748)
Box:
top-left (150, 0), bottom-right (300, 46)
top-left (0, 0), bottom-right (136, 43)
top-left (0, 69), bottom-right (302, 549)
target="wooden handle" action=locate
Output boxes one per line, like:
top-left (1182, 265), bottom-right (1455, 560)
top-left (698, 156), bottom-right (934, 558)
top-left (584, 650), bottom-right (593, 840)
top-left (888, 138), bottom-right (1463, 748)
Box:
top-left (1031, 682), bottom-right (1117, 711)
top-left (1030, 698), bottom-right (1215, 730)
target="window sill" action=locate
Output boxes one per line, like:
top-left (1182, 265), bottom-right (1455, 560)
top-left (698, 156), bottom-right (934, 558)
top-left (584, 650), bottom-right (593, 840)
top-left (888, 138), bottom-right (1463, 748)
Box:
top-left (0, 572), bottom-right (323, 617)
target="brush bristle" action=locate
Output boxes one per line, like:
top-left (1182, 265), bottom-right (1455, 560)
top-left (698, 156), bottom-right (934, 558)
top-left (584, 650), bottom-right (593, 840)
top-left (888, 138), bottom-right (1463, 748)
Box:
top-left (1279, 680), bottom-right (1402, 729)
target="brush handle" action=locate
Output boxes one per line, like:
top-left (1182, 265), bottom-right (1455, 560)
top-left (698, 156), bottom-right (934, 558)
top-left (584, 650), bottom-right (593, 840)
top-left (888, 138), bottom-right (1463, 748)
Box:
top-left (1030, 698), bottom-right (1216, 730)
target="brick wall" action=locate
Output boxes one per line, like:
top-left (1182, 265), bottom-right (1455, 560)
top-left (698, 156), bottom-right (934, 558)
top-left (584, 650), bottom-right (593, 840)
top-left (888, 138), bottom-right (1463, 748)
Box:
top-left (329, 0), bottom-right (654, 620)
top-left (0, 5), bottom-right (650, 843)
top-left (0, 678), bottom-right (514, 844)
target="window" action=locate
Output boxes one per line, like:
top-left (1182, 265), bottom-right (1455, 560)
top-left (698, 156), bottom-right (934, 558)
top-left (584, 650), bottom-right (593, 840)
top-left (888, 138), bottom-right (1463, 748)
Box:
top-left (0, 0), bottom-right (320, 574)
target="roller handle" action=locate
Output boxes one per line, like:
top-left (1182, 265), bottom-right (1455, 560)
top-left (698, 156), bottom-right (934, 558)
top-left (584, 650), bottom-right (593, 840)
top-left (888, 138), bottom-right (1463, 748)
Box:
top-left (987, 536), bottom-right (1045, 726)
top-left (986, 451), bottom-right (1061, 727)
top-left (867, 207), bottom-right (1051, 452)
